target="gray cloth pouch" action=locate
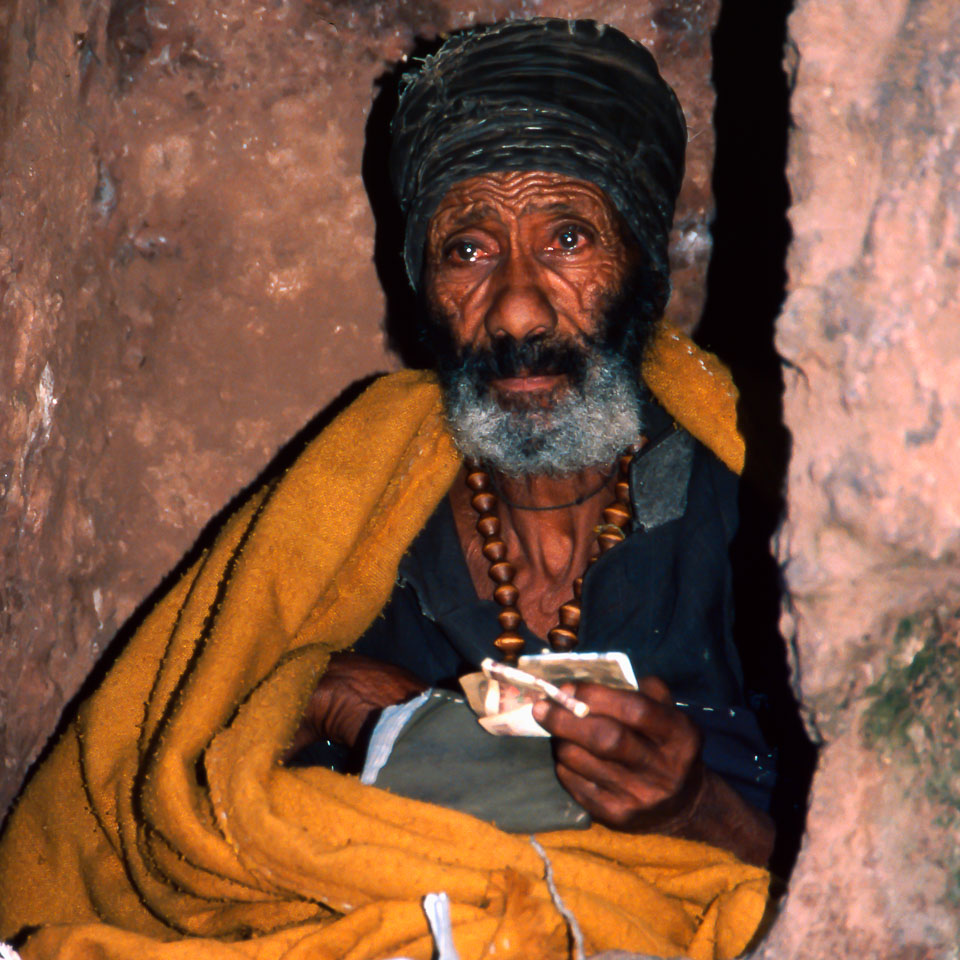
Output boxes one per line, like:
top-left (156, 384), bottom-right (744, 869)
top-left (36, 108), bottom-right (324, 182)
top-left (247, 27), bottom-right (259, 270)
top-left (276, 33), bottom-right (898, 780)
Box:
top-left (369, 689), bottom-right (591, 833)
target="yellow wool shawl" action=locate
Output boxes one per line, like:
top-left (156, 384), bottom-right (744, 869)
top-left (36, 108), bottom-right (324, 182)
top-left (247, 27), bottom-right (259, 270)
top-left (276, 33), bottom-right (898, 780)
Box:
top-left (0, 326), bottom-right (761, 960)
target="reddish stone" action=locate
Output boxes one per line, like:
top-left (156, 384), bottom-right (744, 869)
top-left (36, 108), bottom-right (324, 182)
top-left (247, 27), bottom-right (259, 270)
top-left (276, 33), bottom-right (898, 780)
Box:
top-left (762, 0), bottom-right (960, 955)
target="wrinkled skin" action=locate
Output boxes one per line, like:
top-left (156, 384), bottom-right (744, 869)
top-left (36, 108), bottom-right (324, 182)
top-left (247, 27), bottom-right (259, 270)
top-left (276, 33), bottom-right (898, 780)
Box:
top-left (291, 172), bottom-right (775, 867)
top-left (425, 170), bottom-right (631, 352)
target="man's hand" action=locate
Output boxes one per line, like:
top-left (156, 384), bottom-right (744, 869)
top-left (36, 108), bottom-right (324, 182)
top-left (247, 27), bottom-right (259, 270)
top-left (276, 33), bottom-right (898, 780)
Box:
top-left (286, 653), bottom-right (427, 758)
top-left (532, 677), bottom-right (775, 866)
top-left (531, 677), bottom-right (703, 829)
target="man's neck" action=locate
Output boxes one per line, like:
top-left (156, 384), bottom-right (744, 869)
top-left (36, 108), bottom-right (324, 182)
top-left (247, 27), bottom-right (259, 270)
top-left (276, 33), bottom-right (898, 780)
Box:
top-left (449, 461), bottom-right (620, 639)
top-left (491, 468), bottom-right (614, 579)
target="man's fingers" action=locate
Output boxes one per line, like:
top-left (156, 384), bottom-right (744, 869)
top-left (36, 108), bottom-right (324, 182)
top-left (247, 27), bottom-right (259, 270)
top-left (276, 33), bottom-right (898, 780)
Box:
top-left (322, 653), bottom-right (428, 707)
top-left (587, 682), bottom-right (698, 747)
top-left (574, 683), bottom-right (676, 741)
top-left (554, 761), bottom-right (620, 811)
top-left (310, 654), bottom-right (429, 748)
top-left (553, 738), bottom-right (678, 804)
top-left (636, 675), bottom-right (673, 705)
top-left (535, 700), bottom-right (654, 765)
top-left (534, 684), bottom-right (696, 752)
top-left (526, 678), bottom-right (709, 832)
top-left (554, 762), bottom-right (647, 829)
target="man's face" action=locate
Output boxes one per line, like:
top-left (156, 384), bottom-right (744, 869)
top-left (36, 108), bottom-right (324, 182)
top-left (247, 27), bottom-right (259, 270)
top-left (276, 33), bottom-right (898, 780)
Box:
top-left (425, 170), bottom-right (633, 409)
top-left (422, 170), bottom-right (653, 477)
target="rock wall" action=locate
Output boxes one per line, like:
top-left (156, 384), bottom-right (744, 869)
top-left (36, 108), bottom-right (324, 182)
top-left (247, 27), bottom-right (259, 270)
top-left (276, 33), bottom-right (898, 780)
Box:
top-left (757, 0), bottom-right (960, 956)
top-left (0, 0), bottom-right (718, 819)
top-left (18, 1), bottom-right (960, 955)
top-left (15, 0), bottom-right (959, 955)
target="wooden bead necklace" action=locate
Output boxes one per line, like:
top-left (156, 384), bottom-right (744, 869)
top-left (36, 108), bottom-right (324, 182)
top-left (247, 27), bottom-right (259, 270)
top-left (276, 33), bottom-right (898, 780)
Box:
top-left (465, 441), bottom-right (643, 662)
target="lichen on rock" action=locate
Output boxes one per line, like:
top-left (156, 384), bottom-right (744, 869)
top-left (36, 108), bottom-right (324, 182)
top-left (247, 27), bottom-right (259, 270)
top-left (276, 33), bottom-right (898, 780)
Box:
top-left (862, 610), bottom-right (960, 903)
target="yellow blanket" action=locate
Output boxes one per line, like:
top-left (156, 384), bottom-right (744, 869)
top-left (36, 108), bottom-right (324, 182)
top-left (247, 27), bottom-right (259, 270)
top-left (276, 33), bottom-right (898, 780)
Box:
top-left (0, 326), bottom-right (763, 960)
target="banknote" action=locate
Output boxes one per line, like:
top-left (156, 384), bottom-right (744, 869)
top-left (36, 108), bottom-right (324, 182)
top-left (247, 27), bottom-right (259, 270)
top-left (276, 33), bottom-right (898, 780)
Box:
top-left (458, 651), bottom-right (639, 737)
top-left (517, 651), bottom-right (638, 691)
top-left (458, 671), bottom-right (498, 716)
top-left (459, 666), bottom-right (542, 722)
top-left (478, 704), bottom-right (549, 738)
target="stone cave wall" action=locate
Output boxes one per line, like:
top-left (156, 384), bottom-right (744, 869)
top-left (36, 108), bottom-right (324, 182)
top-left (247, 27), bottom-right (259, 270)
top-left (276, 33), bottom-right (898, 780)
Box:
top-left (4, 0), bottom-right (960, 956)
top-left (0, 0), bottom-right (718, 819)
top-left (757, 0), bottom-right (960, 956)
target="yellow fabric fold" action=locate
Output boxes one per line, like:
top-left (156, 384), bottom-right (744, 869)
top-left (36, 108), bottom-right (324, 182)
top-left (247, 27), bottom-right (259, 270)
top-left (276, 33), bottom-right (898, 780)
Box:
top-left (642, 324), bottom-right (744, 474)
top-left (0, 329), bottom-right (762, 960)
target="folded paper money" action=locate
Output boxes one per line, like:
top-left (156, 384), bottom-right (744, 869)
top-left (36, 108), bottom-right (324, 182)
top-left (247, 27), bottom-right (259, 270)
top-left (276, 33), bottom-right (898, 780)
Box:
top-left (459, 652), bottom-right (640, 737)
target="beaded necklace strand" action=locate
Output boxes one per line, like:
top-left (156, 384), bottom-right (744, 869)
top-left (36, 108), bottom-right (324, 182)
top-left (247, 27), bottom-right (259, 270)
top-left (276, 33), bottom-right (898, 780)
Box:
top-left (465, 441), bottom-right (643, 662)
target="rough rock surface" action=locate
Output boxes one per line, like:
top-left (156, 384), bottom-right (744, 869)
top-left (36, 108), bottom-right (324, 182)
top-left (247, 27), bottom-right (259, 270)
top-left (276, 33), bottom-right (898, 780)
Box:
top-left (757, 0), bottom-right (960, 956)
top-left (0, 0), bottom-right (718, 820)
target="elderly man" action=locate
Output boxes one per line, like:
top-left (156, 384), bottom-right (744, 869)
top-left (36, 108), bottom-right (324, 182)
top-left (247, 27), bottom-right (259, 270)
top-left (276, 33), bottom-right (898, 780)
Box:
top-left (292, 18), bottom-right (775, 865)
top-left (0, 18), bottom-right (774, 960)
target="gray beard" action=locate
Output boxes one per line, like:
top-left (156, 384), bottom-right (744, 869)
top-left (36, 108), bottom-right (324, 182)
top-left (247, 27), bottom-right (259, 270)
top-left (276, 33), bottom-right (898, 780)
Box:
top-left (442, 352), bottom-right (644, 478)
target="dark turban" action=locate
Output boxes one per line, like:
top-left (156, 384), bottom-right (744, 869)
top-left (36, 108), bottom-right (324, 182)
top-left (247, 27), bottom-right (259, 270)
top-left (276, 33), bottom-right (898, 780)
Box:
top-left (389, 17), bottom-right (687, 308)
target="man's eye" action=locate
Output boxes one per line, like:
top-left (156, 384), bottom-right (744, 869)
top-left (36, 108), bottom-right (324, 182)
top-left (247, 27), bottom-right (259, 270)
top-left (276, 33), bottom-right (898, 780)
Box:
top-left (554, 225), bottom-right (591, 252)
top-left (446, 240), bottom-right (482, 262)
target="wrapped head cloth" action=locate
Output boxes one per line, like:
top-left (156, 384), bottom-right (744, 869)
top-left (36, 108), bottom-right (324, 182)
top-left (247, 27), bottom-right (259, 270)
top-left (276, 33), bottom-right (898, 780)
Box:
top-left (390, 18), bottom-right (687, 312)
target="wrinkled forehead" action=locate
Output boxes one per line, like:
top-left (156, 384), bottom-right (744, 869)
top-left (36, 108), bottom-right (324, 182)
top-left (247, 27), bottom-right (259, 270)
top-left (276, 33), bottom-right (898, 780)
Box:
top-left (428, 171), bottom-right (622, 232)
top-left (389, 18), bottom-right (686, 290)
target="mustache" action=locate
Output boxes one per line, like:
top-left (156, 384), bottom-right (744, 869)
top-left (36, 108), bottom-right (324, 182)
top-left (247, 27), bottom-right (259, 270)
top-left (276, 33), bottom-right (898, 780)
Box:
top-left (447, 334), bottom-right (591, 390)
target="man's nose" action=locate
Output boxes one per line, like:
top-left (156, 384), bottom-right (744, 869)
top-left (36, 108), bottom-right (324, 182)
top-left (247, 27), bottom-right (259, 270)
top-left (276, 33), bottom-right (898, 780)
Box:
top-left (483, 251), bottom-right (557, 342)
